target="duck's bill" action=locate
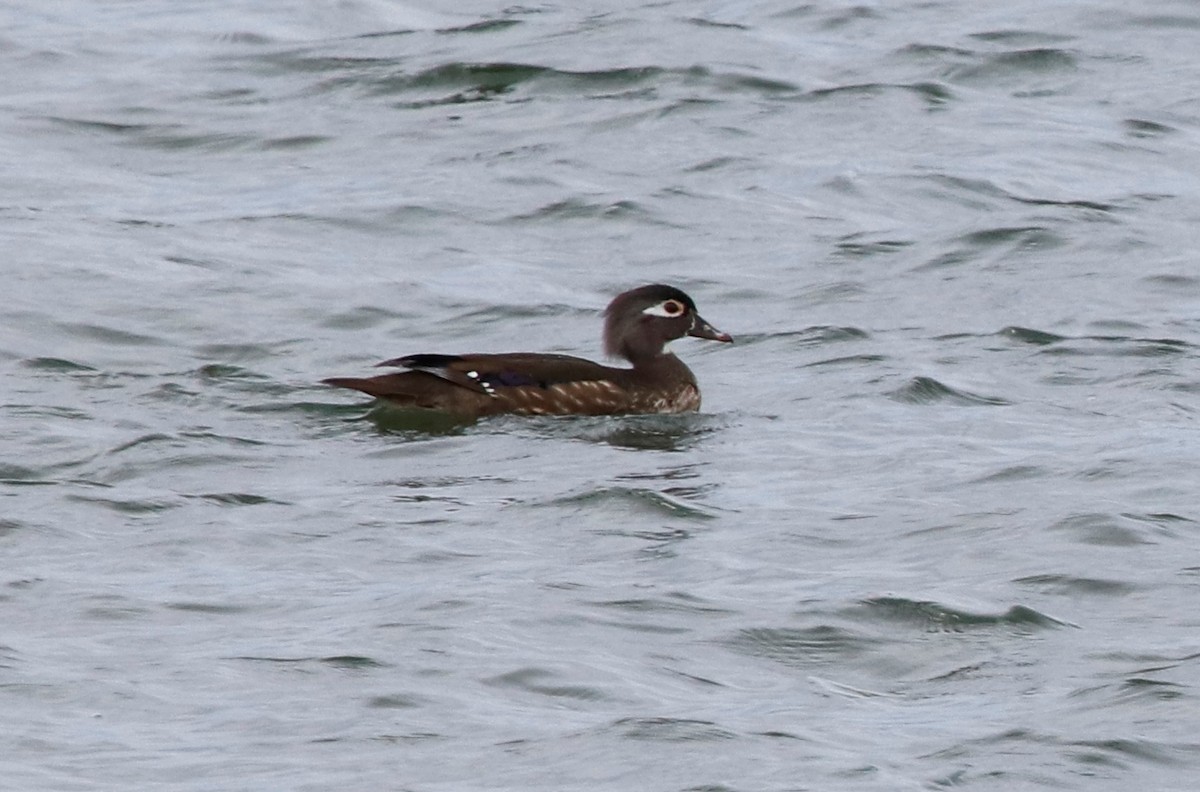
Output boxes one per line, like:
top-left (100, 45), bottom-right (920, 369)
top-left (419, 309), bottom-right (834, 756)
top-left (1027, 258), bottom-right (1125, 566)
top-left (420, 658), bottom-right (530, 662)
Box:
top-left (689, 315), bottom-right (733, 343)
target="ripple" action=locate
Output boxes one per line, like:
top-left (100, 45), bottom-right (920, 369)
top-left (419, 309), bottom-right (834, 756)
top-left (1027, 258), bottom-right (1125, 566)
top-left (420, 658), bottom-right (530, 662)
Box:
top-left (550, 486), bottom-right (716, 521)
top-left (896, 43), bottom-right (976, 60)
top-left (341, 405), bottom-right (475, 434)
top-left (727, 625), bottom-right (881, 667)
top-left (64, 494), bottom-right (181, 514)
top-left (354, 61), bottom-right (665, 106)
top-left (1061, 736), bottom-right (1182, 766)
top-left (522, 413), bottom-right (719, 452)
top-left (591, 592), bottom-right (733, 617)
top-left (318, 305), bottom-right (404, 330)
top-left (888, 376), bottom-right (1009, 406)
top-left (857, 597), bottom-right (1070, 632)
top-left (715, 71), bottom-right (798, 94)
top-left (972, 464), bottom-right (1050, 483)
top-left (250, 51), bottom-right (403, 76)
top-left (686, 17), bottom-right (749, 32)
top-left (1124, 118), bottom-right (1178, 138)
top-left (258, 134), bottom-right (330, 149)
top-left (997, 326), bottom-right (1067, 346)
top-left (1012, 574), bottom-right (1135, 597)
top-left (1011, 194), bottom-right (1116, 211)
top-left (929, 729), bottom-right (1187, 780)
top-left (683, 155), bottom-right (752, 173)
top-left (484, 668), bottom-right (609, 701)
top-left (921, 175), bottom-right (1117, 214)
top-left (435, 18), bottom-right (521, 35)
top-left (232, 655), bottom-right (389, 669)
top-left (817, 4), bottom-right (882, 28)
top-left (803, 353), bottom-right (885, 369)
top-left (187, 492), bottom-right (284, 506)
top-left (321, 655), bottom-right (388, 669)
top-left (1036, 334), bottom-right (1192, 359)
top-left (917, 226), bottom-right (1065, 270)
top-left (88, 429), bottom-right (267, 484)
top-left (195, 342), bottom-right (289, 361)
top-left (1142, 273), bottom-right (1200, 292)
top-left (946, 47), bottom-right (1079, 87)
top-left (832, 237), bottom-right (914, 258)
top-left (795, 280), bottom-right (867, 305)
top-left (808, 677), bottom-right (895, 699)
top-left (166, 602), bottom-right (252, 614)
top-left (505, 197), bottom-right (670, 226)
top-left (0, 463), bottom-right (44, 483)
top-left (55, 322), bottom-right (165, 347)
top-left (46, 116), bottom-right (265, 152)
top-left (43, 116), bottom-right (159, 136)
top-left (20, 357), bottom-right (99, 373)
top-left (801, 79), bottom-right (940, 106)
top-left (780, 325), bottom-right (871, 347)
top-left (366, 693), bottom-right (425, 709)
top-left (270, 57), bottom-right (810, 109)
top-left (195, 363), bottom-right (270, 381)
top-left (970, 30), bottom-right (1075, 45)
top-left (85, 602), bottom-right (152, 620)
top-left (1049, 513), bottom-right (1167, 546)
top-left (1110, 678), bottom-right (1187, 704)
top-left (908, 80), bottom-right (955, 107)
top-left (1130, 14), bottom-right (1200, 30)
top-left (612, 716), bottom-right (735, 742)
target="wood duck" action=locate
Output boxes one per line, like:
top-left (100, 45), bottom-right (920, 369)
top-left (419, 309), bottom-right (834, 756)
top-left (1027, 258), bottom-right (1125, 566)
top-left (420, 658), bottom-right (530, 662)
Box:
top-left (322, 284), bottom-right (732, 417)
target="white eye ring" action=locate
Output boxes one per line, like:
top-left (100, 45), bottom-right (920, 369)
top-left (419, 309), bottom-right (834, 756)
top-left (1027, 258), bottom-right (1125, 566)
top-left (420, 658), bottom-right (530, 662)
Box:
top-left (643, 299), bottom-right (686, 318)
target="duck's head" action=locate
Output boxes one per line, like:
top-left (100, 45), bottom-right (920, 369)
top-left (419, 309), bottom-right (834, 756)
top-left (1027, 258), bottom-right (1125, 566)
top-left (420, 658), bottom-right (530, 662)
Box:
top-left (603, 284), bottom-right (732, 362)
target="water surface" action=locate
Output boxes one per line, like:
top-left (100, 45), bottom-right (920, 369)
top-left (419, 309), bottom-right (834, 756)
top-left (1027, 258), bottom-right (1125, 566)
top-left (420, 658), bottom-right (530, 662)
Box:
top-left (4, 1), bottom-right (1200, 789)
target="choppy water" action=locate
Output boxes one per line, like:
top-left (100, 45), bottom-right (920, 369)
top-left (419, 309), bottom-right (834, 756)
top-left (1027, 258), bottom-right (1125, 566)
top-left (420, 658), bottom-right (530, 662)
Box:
top-left (5, 1), bottom-right (1200, 789)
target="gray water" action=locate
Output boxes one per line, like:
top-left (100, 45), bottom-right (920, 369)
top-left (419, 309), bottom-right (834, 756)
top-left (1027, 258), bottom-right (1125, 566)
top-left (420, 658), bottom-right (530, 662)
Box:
top-left (4, 1), bottom-right (1200, 789)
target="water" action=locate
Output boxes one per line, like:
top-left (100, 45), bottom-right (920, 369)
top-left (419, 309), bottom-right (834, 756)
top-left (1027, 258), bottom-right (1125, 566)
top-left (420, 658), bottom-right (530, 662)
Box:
top-left (4, 0), bottom-right (1200, 789)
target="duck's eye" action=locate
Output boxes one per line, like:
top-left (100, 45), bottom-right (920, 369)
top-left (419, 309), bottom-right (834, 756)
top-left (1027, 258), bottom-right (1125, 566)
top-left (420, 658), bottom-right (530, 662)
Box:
top-left (644, 299), bottom-right (686, 318)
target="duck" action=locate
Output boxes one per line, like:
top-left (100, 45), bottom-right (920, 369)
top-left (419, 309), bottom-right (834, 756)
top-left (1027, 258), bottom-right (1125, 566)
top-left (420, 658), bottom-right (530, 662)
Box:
top-left (321, 284), bottom-right (731, 417)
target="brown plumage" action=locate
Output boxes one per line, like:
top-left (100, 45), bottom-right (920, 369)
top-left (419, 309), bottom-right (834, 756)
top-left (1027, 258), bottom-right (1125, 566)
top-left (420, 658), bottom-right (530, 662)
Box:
top-left (322, 284), bottom-right (732, 418)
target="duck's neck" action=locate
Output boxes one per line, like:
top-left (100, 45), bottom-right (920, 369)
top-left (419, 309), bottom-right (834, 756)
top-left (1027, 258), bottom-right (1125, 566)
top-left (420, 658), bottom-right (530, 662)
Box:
top-left (627, 349), bottom-right (695, 383)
